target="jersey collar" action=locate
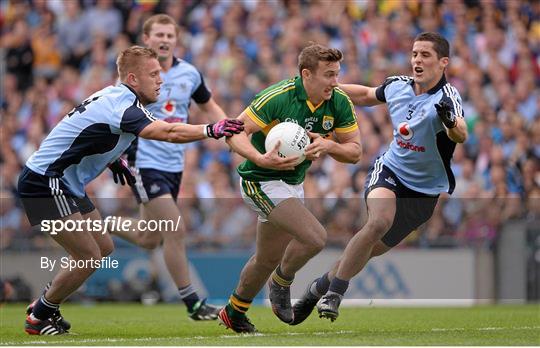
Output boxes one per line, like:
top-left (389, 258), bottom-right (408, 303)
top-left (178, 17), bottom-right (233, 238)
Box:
top-left (294, 76), bottom-right (326, 112)
top-left (121, 83), bottom-right (142, 102)
top-left (294, 76), bottom-right (308, 101)
top-left (172, 56), bottom-right (180, 67)
top-left (411, 74), bottom-right (447, 95)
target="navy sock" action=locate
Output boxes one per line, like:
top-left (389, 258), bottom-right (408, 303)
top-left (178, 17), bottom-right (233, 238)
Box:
top-left (178, 285), bottom-right (200, 312)
top-left (307, 272), bottom-right (330, 299)
top-left (32, 295), bottom-right (59, 320)
top-left (315, 272), bottom-right (331, 295)
top-left (328, 277), bottom-right (349, 297)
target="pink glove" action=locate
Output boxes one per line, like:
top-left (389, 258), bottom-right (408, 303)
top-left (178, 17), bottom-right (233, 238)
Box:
top-left (206, 119), bottom-right (244, 139)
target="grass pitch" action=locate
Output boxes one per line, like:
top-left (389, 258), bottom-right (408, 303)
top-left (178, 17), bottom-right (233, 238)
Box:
top-left (0, 303), bottom-right (538, 345)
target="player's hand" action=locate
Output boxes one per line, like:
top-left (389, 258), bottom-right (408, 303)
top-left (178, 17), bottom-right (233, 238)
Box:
top-left (108, 157), bottom-right (136, 186)
top-left (304, 132), bottom-right (331, 161)
top-left (258, 141), bottom-right (299, 171)
top-left (435, 101), bottom-right (457, 129)
top-left (206, 119), bottom-right (244, 139)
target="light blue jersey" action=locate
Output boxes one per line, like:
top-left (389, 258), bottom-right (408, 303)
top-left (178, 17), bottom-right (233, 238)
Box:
top-left (132, 57), bottom-right (211, 172)
top-left (375, 75), bottom-right (464, 195)
top-left (26, 84), bottom-right (156, 197)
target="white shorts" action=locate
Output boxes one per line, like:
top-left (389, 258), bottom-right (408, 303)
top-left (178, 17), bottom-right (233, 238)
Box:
top-left (239, 178), bottom-right (304, 222)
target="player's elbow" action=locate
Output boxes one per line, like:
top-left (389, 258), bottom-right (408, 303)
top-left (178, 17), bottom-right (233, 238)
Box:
top-left (450, 129), bottom-right (467, 143)
top-left (456, 133), bottom-right (467, 143)
top-left (347, 143), bottom-right (362, 164)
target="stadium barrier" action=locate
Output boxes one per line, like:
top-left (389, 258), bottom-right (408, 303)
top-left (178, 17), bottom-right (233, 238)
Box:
top-left (1, 247), bottom-right (496, 305)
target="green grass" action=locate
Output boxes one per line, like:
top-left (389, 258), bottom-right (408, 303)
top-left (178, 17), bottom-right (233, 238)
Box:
top-left (1, 303), bottom-right (539, 345)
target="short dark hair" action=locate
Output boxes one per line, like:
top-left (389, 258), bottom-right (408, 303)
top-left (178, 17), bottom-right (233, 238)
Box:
top-left (298, 43), bottom-right (343, 75)
top-left (414, 32), bottom-right (450, 59)
top-left (117, 46), bottom-right (158, 81)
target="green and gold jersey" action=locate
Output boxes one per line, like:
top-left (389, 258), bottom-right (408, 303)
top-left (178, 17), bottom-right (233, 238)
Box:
top-left (238, 76), bottom-right (358, 184)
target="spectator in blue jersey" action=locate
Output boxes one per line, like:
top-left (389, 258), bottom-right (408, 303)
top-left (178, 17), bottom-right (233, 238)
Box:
top-left (110, 14), bottom-right (227, 321)
top-left (291, 32), bottom-right (468, 324)
top-left (18, 46), bottom-right (243, 335)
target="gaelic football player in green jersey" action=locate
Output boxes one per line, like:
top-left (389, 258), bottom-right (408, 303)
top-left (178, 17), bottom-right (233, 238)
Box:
top-left (217, 44), bottom-right (362, 333)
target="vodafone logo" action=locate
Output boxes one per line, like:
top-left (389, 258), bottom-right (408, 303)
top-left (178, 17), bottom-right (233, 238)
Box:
top-left (397, 122), bottom-right (413, 140)
top-left (162, 100), bottom-right (176, 115)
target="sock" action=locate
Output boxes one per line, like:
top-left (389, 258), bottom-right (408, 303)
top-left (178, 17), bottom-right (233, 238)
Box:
top-left (308, 272), bottom-right (330, 299)
top-left (32, 295), bottom-right (59, 320)
top-left (226, 292), bottom-right (252, 318)
top-left (271, 265), bottom-right (293, 287)
top-left (178, 285), bottom-right (200, 312)
top-left (328, 277), bottom-right (349, 298)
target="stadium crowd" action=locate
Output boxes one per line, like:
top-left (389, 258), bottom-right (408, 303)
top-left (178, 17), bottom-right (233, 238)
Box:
top-left (1, 0), bottom-right (539, 252)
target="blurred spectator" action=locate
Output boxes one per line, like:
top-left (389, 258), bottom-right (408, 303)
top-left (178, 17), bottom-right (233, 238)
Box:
top-left (4, 18), bottom-right (34, 92)
top-left (57, 0), bottom-right (92, 69)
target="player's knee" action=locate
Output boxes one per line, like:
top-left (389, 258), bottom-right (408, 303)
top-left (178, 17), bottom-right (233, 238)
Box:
top-left (139, 237), bottom-right (161, 250)
top-left (305, 230), bottom-right (326, 254)
top-left (363, 219), bottom-right (392, 244)
top-left (99, 241), bottom-right (114, 257)
top-left (311, 235), bottom-right (326, 253)
top-left (72, 246), bottom-right (102, 263)
top-left (370, 242), bottom-right (391, 258)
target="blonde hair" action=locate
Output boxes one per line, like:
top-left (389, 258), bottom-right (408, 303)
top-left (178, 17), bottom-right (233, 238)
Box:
top-left (116, 46), bottom-right (158, 81)
top-left (142, 14), bottom-right (180, 37)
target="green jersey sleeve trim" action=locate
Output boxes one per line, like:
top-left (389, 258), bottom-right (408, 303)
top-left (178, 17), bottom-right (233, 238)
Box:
top-left (335, 123), bottom-right (359, 133)
top-left (245, 107), bottom-right (268, 128)
top-left (252, 81), bottom-right (295, 110)
top-left (333, 88), bottom-right (358, 133)
top-left (255, 85), bottom-right (295, 111)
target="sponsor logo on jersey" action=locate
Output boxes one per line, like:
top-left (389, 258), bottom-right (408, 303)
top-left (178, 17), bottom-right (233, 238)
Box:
top-left (163, 116), bottom-right (183, 123)
top-left (396, 139), bottom-right (426, 152)
top-left (322, 115), bottom-right (334, 130)
top-left (397, 122), bottom-right (413, 140)
top-left (162, 100), bottom-right (176, 115)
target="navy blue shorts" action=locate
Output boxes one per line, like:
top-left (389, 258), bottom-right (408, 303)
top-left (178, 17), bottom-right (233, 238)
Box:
top-left (131, 168), bottom-right (182, 204)
top-left (364, 159), bottom-right (439, 247)
top-left (18, 166), bottom-right (96, 226)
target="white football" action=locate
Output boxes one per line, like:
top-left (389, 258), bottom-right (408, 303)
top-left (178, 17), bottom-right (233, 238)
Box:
top-left (264, 121), bottom-right (309, 165)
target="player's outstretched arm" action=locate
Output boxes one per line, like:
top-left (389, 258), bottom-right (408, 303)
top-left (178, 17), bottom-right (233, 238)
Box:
top-left (226, 112), bottom-right (299, 171)
top-left (139, 119), bottom-right (244, 143)
top-left (338, 84), bottom-right (383, 106)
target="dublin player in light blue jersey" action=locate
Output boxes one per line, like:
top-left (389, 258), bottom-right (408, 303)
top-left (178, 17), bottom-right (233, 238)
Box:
top-left (109, 14), bottom-right (227, 321)
top-left (291, 32), bottom-right (468, 324)
top-left (18, 46), bottom-right (243, 335)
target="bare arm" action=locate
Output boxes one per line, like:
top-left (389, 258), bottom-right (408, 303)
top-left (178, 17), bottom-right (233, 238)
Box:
top-left (226, 112), bottom-right (300, 171)
top-left (447, 117), bottom-right (467, 143)
top-left (435, 100), bottom-right (468, 143)
top-left (338, 84), bottom-right (384, 106)
top-left (138, 120), bottom-right (206, 143)
top-left (305, 129), bottom-right (362, 164)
